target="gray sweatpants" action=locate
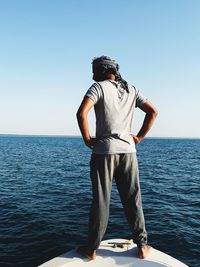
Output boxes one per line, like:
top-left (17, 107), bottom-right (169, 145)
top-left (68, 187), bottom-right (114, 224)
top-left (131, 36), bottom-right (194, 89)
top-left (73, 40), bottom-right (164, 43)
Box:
top-left (87, 153), bottom-right (147, 250)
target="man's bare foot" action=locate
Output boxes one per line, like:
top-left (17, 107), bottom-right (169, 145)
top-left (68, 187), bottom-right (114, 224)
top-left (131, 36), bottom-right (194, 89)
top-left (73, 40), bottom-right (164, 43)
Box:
top-left (77, 246), bottom-right (96, 260)
top-left (138, 245), bottom-right (152, 259)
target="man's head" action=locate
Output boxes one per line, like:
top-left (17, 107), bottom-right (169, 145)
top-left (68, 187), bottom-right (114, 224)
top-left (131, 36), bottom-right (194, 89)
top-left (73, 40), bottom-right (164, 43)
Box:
top-left (91, 56), bottom-right (129, 92)
top-left (92, 56), bottom-right (119, 82)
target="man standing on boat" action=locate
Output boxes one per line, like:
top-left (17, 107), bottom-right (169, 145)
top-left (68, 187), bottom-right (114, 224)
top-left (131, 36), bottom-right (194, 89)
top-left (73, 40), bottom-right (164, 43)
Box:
top-left (76, 56), bottom-right (158, 260)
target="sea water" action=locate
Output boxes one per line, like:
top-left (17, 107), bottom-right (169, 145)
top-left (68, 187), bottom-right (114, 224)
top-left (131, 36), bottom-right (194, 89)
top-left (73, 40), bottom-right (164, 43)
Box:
top-left (0, 136), bottom-right (199, 267)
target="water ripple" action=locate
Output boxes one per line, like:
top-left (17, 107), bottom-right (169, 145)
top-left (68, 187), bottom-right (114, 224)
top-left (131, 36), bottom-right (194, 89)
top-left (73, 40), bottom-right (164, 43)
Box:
top-left (0, 136), bottom-right (199, 267)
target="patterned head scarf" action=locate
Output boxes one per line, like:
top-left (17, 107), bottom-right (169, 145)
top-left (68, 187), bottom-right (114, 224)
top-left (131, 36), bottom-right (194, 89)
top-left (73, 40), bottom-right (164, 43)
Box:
top-left (92, 56), bottom-right (129, 92)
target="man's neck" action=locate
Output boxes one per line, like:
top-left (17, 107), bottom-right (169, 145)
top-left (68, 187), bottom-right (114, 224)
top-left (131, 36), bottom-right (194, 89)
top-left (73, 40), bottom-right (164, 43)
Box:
top-left (106, 74), bottom-right (115, 81)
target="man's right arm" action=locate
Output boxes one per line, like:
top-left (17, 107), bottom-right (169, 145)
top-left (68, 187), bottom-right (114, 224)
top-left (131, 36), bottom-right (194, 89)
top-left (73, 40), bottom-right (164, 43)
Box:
top-left (131, 100), bottom-right (158, 144)
top-left (76, 96), bottom-right (96, 148)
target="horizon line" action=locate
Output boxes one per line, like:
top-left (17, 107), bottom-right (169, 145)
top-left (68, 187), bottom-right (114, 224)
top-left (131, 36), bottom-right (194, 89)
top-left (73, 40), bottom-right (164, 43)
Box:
top-left (0, 133), bottom-right (199, 139)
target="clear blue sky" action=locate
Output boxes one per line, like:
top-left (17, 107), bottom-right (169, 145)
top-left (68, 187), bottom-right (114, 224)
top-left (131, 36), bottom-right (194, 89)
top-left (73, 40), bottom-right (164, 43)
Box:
top-left (0, 0), bottom-right (199, 137)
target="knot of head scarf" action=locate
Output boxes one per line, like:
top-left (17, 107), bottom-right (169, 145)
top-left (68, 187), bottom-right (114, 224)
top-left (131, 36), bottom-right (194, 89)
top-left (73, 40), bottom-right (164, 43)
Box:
top-left (92, 56), bottom-right (129, 93)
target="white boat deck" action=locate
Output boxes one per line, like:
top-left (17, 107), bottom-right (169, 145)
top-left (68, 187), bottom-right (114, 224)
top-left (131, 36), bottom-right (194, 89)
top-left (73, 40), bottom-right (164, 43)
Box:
top-left (38, 239), bottom-right (189, 267)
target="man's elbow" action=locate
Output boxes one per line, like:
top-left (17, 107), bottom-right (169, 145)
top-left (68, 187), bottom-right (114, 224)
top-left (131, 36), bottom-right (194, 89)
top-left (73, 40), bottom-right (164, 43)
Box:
top-left (149, 108), bottom-right (158, 119)
top-left (76, 110), bottom-right (81, 121)
top-left (153, 108), bottom-right (158, 118)
top-left (76, 110), bottom-right (85, 121)
top-left (76, 110), bottom-right (80, 119)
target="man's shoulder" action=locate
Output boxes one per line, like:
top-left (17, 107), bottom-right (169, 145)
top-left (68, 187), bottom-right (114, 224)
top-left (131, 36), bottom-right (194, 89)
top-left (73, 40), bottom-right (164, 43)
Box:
top-left (89, 81), bottom-right (136, 95)
top-left (88, 82), bottom-right (102, 93)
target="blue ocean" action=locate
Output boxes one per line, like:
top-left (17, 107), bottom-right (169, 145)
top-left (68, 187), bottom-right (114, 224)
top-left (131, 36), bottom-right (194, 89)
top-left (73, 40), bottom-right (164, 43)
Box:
top-left (0, 136), bottom-right (199, 267)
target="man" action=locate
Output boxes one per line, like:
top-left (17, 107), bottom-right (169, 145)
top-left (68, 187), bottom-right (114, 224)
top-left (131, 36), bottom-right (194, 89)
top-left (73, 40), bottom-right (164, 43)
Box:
top-left (76, 56), bottom-right (158, 260)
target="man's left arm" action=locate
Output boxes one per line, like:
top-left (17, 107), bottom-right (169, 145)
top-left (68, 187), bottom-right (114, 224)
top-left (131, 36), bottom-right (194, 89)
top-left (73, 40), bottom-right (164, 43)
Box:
top-left (76, 96), bottom-right (96, 148)
top-left (131, 100), bottom-right (158, 144)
